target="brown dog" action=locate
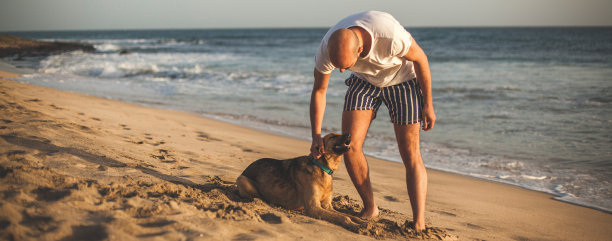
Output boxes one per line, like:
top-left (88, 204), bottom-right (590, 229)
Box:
top-left (236, 133), bottom-right (364, 229)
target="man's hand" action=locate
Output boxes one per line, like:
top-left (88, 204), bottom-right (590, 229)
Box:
top-left (422, 105), bottom-right (436, 131)
top-left (310, 134), bottom-right (325, 158)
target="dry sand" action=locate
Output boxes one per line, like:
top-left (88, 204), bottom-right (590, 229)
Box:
top-left (0, 68), bottom-right (611, 241)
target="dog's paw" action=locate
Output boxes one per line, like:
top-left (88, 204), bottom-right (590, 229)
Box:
top-left (350, 216), bottom-right (368, 225)
top-left (344, 220), bottom-right (367, 232)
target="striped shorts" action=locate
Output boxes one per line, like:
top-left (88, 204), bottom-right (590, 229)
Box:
top-left (343, 75), bottom-right (423, 125)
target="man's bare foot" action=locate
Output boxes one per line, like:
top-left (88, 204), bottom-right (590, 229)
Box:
top-left (358, 206), bottom-right (380, 219)
top-left (413, 221), bottom-right (426, 232)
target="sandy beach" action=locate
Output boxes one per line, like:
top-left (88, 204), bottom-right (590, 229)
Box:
top-left (1, 66), bottom-right (611, 240)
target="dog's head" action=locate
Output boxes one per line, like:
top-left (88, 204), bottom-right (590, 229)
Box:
top-left (322, 133), bottom-right (351, 155)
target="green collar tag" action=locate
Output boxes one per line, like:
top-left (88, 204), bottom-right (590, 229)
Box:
top-left (310, 156), bottom-right (333, 175)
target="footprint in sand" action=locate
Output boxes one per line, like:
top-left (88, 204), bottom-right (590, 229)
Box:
top-left (466, 223), bottom-right (485, 230)
top-left (32, 187), bottom-right (71, 202)
top-left (259, 213), bottom-right (282, 224)
top-left (253, 229), bottom-right (275, 237)
top-left (126, 135), bottom-right (163, 146)
top-left (19, 211), bottom-right (56, 233)
top-left (151, 149), bottom-right (176, 163)
top-left (0, 218), bottom-right (10, 230)
top-left (195, 131), bottom-right (220, 142)
top-left (438, 211), bottom-right (457, 217)
top-left (151, 141), bottom-right (165, 146)
top-left (138, 219), bottom-right (176, 228)
top-left (232, 233), bottom-right (258, 241)
top-left (49, 104), bottom-right (63, 110)
top-left (0, 165), bottom-right (14, 178)
top-left (383, 195), bottom-right (400, 202)
top-left (87, 211), bottom-right (115, 223)
top-left (230, 144), bottom-right (259, 154)
top-left (61, 224), bottom-right (108, 241)
top-left (137, 231), bottom-right (171, 238)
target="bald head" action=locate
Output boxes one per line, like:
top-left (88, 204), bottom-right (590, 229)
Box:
top-left (328, 28), bottom-right (361, 70)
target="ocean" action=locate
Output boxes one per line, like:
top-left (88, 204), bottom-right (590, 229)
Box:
top-left (4, 27), bottom-right (612, 213)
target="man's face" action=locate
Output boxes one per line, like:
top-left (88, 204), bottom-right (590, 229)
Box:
top-left (334, 52), bottom-right (358, 73)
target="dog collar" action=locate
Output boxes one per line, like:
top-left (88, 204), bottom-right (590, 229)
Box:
top-left (310, 156), bottom-right (333, 175)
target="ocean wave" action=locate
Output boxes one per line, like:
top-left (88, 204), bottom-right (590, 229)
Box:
top-left (497, 174), bottom-right (548, 180)
top-left (587, 96), bottom-right (612, 104)
top-left (554, 196), bottom-right (612, 214)
top-left (433, 86), bottom-right (513, 101)
top-left (553, 181), bottom-right (612, 213)
top-left (483, 114), bottom-right (510, 119)
top-left (37, 51), bottom-right (240, 80)
top-left (94, 43), bottom-right (122, 52)
top-left (73, 38), bottom-right (208, 54)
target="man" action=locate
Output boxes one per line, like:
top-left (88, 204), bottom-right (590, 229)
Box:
top-left (309, 11), bottom-right (436, 231)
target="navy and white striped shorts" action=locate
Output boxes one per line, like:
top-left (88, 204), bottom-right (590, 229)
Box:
top-left (343, 75), bottom-right (423, 125)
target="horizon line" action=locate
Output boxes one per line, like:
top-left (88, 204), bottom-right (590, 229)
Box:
top-left (2, 24), bottom-right (612, 33)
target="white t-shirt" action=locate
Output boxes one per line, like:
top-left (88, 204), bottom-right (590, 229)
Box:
top-left (315, 11), bottom-right (416, 87)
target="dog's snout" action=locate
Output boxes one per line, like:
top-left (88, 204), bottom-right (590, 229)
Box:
top-left (343, 133), bottom-right (351, 145)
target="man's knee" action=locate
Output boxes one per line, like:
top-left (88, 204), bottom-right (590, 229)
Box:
top-left (396, 138), bottom-right (424, 169)
top-left (398, 145), bottom-right (426, 172)
top-left (344, 144), bottom-right (363, 160)
top-left (401, 152), bottom-right (424, 169)
top-left (343, 142), bottom-right (369, 168)
top-left (397, 138), bottom-right (420, 153)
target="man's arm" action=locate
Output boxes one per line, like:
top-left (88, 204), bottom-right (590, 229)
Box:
top-left (310, 69), bottom-right (331, 157)
top-left (403, 39), bottom-right (436, 131)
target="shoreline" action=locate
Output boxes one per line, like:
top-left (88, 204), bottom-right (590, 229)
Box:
top-left (1, 65), bottom-right (612, 240)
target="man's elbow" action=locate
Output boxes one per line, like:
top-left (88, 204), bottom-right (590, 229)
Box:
top-left (413, 56), bottom-right (428, 67)
top-left (312, 86), bottom-right (328, 95)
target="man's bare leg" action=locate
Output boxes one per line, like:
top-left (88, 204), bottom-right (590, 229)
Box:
top-left (342, 110), bottom-right (379, 219)
top-left (394, 123), bottom-right (428, 231)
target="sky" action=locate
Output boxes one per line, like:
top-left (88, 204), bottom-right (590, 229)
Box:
top-left (1, 0), bottom-right (611, 31)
